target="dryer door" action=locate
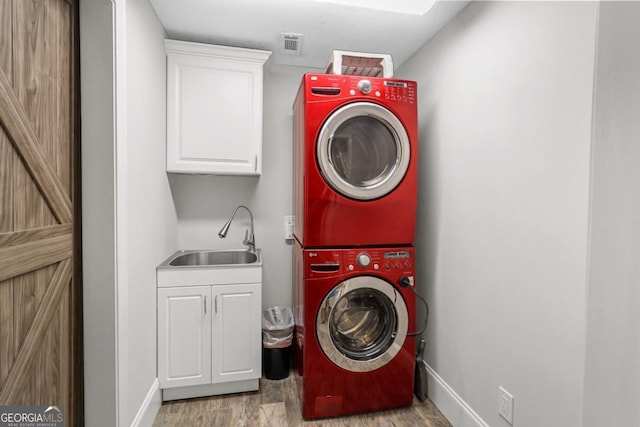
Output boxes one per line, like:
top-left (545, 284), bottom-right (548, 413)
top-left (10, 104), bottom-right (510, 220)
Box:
top-left (316, 276), bottom-right (408, 372)
top-left (317, 102), bottom-right (411, 200)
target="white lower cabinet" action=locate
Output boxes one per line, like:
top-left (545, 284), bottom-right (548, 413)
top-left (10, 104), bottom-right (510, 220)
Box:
top-left (158, 286), bottom-right (212, 389)
top-left (158, 283), bottom-right (262, 400)
top-left (211, 284), bottom-right (262, 384)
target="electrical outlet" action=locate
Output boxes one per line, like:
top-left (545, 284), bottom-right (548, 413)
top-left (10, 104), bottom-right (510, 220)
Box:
top-left (284, 215), bottom-right (294, 240)
top-left (498, 386), bottom-right (514, 424)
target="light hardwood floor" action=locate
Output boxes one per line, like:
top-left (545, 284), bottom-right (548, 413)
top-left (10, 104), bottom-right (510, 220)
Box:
top-left (153, 374), bottom-right (452, 427)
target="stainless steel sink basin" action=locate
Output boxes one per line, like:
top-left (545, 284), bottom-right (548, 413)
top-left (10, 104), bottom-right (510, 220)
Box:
top-left (170, 250), bottom-right (257, 266)
top-left (157, 249), bottom-right (262, 287)
top-left (159, 249), bottom-right (261, 268)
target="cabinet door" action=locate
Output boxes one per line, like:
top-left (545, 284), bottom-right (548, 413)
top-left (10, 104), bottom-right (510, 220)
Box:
top-left (211, 283), bottom-right (262, 383)
top-left (158, 287), bottom-right (212, 388)
top-left (166, 41), bottom-right (270, 175)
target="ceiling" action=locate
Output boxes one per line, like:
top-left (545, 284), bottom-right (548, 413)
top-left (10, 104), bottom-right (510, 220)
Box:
top-left (148, 0), bottom-right (470, 71)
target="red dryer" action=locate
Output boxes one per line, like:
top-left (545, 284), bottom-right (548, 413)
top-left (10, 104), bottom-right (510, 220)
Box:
top-left (293, 73), bottom-right (418, 248)
top-left (292, 241), bottom-right (417, 419)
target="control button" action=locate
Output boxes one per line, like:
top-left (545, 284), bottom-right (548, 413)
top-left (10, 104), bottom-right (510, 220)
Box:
top-left (383, 263), bottom-right (391, 270)
top-left (356, 253), bottom-right (371, 267)
top-left (373, 263), bottom-right (379, 270)
top-left (395, 261), bottom-right (402, 268)
top-left (375, 91), bottom-right (381, 97)
top-left (404, 261), bottom-right (411, 268)
top-left (357, 80), bottom-right (372, 94)
top-left (349, 89), bottom-right (356, 96)
top-left (348, 264), bottom-right (354, 271)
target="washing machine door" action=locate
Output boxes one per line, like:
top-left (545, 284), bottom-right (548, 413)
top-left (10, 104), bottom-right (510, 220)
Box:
top-left (316, 276), bottom-right (408, 372)
top-left (317, 102), bottom-right (411, 200)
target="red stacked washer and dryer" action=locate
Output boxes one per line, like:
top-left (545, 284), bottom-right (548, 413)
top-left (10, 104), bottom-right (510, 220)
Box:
top-left (292, 73), bottom-right (419, 419)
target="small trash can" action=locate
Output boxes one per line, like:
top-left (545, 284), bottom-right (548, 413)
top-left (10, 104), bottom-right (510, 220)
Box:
top-left (262, 306), bottom-right (294, 380)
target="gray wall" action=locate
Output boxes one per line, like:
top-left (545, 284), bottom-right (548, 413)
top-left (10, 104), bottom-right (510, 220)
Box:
top-left (583, 3), bottom-right (640, 426)
top-left (397, 2), bottom-right (597, 426)
top-left (169, 64), bottom-right (321, 309)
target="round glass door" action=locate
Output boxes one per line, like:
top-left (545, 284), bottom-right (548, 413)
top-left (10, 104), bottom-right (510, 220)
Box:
top-left (317, 102), bottom-right (410, 200)
top-left (316, 276), bottom-right (408, 372)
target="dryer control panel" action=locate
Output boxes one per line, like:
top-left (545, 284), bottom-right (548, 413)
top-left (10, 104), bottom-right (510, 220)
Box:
top-left (304, 73), bottom-right (417, 105)
top-left (382, 80), bottom-right (416, 104)
top-left (347, 79), bottom-right (416, 104)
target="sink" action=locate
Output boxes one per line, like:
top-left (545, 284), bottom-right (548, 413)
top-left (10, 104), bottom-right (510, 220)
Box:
top-left (157, 249), bottom-right (262, 287)
top-left (159, 249), bottom-right (261, 268)
top-left (169, 250), bottom-right (257, 266)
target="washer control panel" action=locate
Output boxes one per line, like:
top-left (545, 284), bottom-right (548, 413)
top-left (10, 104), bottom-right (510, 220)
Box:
top-left (382, 250), bottom-right (412, 271)
top-left (344, 248), bottom-right (413, 273)
top-left (305, 247), bottom-right (414, 277)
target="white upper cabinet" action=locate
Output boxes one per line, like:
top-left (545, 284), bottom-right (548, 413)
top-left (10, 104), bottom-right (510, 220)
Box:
top-left (165, 40), bottom-right (271, 175)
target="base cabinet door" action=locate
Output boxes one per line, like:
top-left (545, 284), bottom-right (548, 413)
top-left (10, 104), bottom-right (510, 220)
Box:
top-left (158, 286), bottom-right (212, 388)
top-left (212, 283), bottom-right (262, 383)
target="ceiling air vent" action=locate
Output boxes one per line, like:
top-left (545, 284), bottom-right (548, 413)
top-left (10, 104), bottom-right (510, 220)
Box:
top-left (280, 33), bottom-right (304, 56)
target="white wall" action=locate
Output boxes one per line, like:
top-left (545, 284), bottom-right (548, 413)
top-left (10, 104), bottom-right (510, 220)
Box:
top-left (583, 3), bottom-right (640, 426)
top-left (80, 0), bottom-right (119, 424)
top-left (397, 2), bottom-right (597, 426)
top-left (81, 0), bottom-right (177, 425)
top-left (125, 0), bottom-right (177, 425)
top-left (169, 64), bottom-right (321, 308)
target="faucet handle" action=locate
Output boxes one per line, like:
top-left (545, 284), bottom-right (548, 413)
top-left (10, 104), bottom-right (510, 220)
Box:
top-left (243, 229), bottom-right (255, 248)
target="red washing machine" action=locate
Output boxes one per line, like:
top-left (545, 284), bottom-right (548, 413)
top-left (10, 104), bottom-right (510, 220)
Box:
top-left (293, 241), bottom-right (416, 419)
top-left (293, 73), bottom-right (418, 248)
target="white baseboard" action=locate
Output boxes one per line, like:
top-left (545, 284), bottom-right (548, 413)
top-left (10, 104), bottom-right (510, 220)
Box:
top-left (161, 379), bottom-right (259, 401)
top-left (424, 362), bottom-right (489, 427)
top-left (130, 378), bottom-right (162, 427)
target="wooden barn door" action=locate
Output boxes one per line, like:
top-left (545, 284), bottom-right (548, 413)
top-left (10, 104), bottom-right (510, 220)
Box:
top-left (0, 0), bottom-right (81, 424)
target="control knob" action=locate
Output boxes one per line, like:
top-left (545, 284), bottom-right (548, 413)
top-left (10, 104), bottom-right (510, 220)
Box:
top-left (356, 252), bottom-right (371, 267)
top-left (357, 80), bottom-right (372, 94)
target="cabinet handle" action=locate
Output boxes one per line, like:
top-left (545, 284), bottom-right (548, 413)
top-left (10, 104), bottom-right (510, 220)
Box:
top-left (204, 296), bottom-right (207, 314)
top-left (215, 295), bottom-right (218, 313)
top-left (254, 155), bottom-right (258, 172)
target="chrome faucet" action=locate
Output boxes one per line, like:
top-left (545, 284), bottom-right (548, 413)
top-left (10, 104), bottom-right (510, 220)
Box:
top-left (218, 205), bottom-right (256, 252)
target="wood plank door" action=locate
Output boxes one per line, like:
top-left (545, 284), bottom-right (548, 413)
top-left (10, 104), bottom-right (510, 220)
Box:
top-left (0, 0), bottom-right (80, 424)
